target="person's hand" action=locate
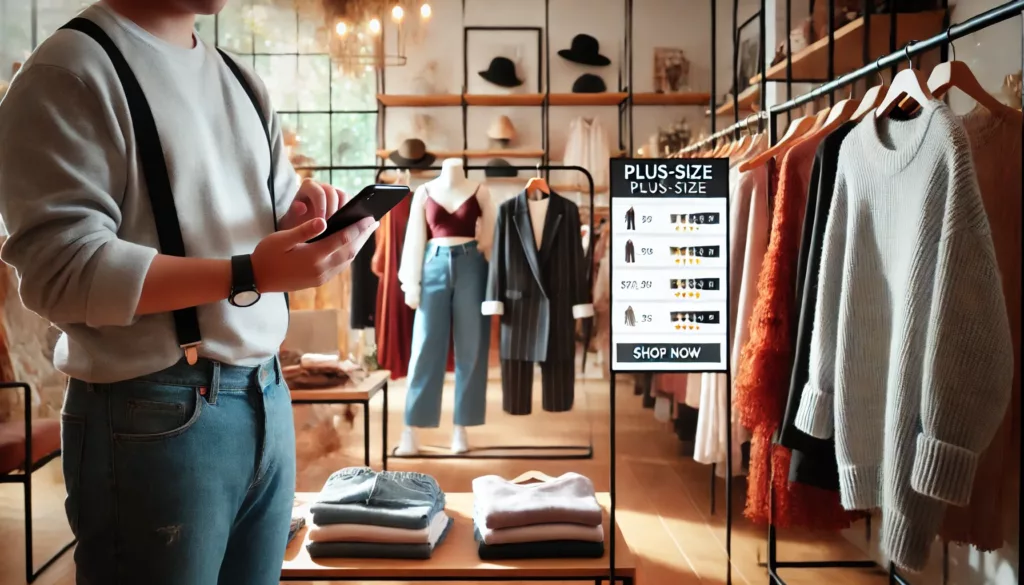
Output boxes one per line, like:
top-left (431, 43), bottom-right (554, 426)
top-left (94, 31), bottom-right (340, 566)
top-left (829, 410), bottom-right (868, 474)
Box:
top-left (279, 178), bottom-right (344, 231)
top-left (252, 217), bottom-right (377, 293)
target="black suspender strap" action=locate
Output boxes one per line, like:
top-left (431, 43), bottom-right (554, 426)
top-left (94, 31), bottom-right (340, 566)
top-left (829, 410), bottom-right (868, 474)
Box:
top-left (61, 17), bottom-right (203, 364)
top-left (60, 17), bottom-right (284, 364)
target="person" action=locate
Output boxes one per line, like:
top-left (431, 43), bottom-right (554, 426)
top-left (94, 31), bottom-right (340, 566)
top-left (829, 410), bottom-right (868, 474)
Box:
top-left (0, 1), bottom-right (377, 584)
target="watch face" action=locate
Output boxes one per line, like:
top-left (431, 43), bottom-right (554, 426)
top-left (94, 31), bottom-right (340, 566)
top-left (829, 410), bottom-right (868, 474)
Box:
top-left (232, 290), bottom-right (260, 307)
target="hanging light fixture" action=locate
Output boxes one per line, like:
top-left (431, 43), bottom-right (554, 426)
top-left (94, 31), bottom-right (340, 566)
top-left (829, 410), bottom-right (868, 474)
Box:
top-left (321, 0), bottom-right (432, 70)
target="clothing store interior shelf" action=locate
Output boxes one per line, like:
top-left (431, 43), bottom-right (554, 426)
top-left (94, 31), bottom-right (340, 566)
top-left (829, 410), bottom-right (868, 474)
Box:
top-left (749, 10), bottom-right (946, 84)
top-left (463, 93), bottom-right (547, 106)
top-left (710, 84), bottom-right (759, 117)
top-left (632, 92), bottom-right (712, 106)
top-left (380, 149), bottom-right (549, 159)
top-left (548, 92), bottom-right (629, 106)
top-left (281, 493), bottom-right (636, 583)
top-left (289, 371), bottom-right (389, 469)
top-left (376, 94), bottom-right (463, 107)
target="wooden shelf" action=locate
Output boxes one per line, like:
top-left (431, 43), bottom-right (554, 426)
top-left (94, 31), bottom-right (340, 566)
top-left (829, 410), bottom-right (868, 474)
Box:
top-left (711, 84), bottom-right (760, 117)
top-left (283, 493), bottom-right (635, 581)
top-left (463, 149), bottom-right (545, 159)
top-left (463, 93), bottom-right (545, 106)
top-left (376, 94), bottom-right (462, 107)
top-left (632, 91), bottom-right (712, 106)
top-left (376, 149), bottom-right (463, 160)
top-left (751, 10), bottom-right (946, 84)
top-left (549, 92), bottom-right (629, 106)
top-left (550, 184), bottom-right (609, 194)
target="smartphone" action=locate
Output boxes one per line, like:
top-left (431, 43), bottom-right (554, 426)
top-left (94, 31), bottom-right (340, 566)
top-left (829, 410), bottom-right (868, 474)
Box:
top-left (306, 184), bottom-right (411, 243)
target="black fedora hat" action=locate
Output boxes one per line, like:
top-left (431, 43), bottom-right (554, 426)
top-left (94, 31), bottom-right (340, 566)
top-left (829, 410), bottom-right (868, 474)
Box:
top-left (484, 158), bottom-right (518, 178)
top-left (572, 73), bottom-right (607, 94)
top-left (478, 57), bottom-right (523, 88)
top-left (388, 138), bottom-right (436, 168)
top-left (558, 34), bottom-right (611, 67)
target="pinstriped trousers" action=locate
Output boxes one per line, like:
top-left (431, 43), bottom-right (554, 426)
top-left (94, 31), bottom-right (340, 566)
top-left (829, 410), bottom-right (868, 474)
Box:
top-left (500, 359), bottom-right (575, 415)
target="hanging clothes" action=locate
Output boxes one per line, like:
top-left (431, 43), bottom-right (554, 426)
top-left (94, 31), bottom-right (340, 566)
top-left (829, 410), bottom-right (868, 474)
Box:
top-left (562, 117), bottom-right (611, 192)
top-left (591, 226), bottom-right (612, 380)
top-left (939, 106), bottom-right (1022, 552)
top-left (691, 144), bottom-right (767, 477)
top-left (734, 128), bottom-right (858, 532)
top-left (350, 234), bottom-right (378, 329)
top-left (776, 121), bottom-right (857, 492)
top-left (374, 196), bottom-right (416, 380)
top-left (794, 101), bottom-right (1012, 572)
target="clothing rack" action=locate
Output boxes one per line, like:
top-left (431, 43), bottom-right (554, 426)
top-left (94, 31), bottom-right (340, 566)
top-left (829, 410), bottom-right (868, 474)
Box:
top-left (297, 163), bottom-right (600, 463)
top-left (679, 112), bottom-right (768, 155)
top-left (723, 2), bottom-right (1024, 585)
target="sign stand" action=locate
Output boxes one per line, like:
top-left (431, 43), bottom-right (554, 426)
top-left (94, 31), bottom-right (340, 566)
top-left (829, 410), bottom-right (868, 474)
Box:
top-left (608, 158), bottom-right (734, 584)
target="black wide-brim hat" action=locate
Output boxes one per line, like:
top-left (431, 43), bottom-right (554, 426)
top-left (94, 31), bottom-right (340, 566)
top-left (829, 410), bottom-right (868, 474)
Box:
top-left (572, 73), bottom-right (607, 93)
top-left (484, 158), bottom-right (518, 178)
top-left (558, 33), bottom-right (611, 67)
top-left (388, 138), bottom-right (436, 168)
top-left (479, 56), bottom-right (524, 88)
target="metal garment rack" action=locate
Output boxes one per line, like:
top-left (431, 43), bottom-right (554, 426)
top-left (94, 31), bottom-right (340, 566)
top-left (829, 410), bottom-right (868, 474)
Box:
top-left (746, 2), bottom-right (1024, 585)
top-left (298, 163), bottom-right (600, 462)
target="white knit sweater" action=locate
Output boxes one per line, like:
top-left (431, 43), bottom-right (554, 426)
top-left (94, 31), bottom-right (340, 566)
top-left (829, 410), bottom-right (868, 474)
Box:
top-left (794, 101), bottom-right (1013, 572)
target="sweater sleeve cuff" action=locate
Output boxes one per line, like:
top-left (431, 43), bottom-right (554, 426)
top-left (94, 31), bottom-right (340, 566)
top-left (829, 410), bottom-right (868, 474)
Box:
top-left (481, 301), bottom-right (504, 316)
top-left (86, 239), bottom-right (158, 328)
top-left (794, 382), bottom-right (834, 439)
top-left (572, 303), bottom-right (595, 319)
top-left (910, 434), bottom-right (979, 506)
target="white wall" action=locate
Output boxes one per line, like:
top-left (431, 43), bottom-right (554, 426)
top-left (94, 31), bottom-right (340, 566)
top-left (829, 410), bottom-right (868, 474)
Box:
top-left (380, 0), bottom-right (760, 203)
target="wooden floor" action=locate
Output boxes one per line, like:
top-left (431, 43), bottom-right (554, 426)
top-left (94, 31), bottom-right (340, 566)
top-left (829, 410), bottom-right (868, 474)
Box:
top-left (0, 370), bottom-right (890, 585)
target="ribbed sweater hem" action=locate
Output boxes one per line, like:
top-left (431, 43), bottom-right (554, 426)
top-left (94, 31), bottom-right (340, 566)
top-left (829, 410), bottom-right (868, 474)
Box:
top-left (794, 382), bottom-right (834, 438)
top-left (837, 464), bottom-right (881, 510)
top-left (882, 502), bottom-right (944, 573)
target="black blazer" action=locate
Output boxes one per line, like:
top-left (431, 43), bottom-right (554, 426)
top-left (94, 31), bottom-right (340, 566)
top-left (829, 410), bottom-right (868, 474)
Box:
top-left (486, 192), bottom-right (589, 362)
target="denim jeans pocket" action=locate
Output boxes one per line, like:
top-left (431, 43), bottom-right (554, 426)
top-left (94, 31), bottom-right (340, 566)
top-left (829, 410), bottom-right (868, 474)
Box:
top-left (60, 412), bottom-right (85, 535)
top-left (109, 382), bottom-right (204, 442)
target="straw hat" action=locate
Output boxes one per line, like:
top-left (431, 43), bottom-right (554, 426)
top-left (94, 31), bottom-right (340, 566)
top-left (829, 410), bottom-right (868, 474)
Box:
top-left (487, 115), bottom-right (517, 142)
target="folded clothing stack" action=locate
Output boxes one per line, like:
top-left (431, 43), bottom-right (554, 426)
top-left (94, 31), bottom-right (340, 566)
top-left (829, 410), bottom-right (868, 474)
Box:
top-left (307, 467), bottom-right (452, 560)
top-left (472, 472), bottom-right (605, 560)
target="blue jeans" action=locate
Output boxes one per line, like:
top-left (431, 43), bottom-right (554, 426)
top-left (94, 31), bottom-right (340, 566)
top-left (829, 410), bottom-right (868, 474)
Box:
top-left (405, 241), bottom-right (490, 428)
top-left (310, 467), bottom-right (445, 529)
top-left (61, 357), bottom-right (296, 585)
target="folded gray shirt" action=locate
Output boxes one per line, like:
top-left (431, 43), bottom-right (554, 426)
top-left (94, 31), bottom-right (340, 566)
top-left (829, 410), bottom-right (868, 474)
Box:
top-left (472, 472), bottom-right (603, 529)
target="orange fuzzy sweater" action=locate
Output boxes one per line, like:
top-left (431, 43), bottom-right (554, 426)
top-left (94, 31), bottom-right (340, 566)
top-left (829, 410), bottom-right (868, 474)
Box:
top-left (734, 133), bottom-right (860, 530)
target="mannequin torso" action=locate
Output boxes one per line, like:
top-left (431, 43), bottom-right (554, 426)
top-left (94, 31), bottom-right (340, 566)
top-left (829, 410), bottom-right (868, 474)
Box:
top-left (398, 158), bottom-right (495, 309)
top-left (426, 159), bottom-right (479, 247)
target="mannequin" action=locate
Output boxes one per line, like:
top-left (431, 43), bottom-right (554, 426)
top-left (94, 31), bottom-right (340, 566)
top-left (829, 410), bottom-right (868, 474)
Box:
top-left (397, 158), bottom-right (495, 455)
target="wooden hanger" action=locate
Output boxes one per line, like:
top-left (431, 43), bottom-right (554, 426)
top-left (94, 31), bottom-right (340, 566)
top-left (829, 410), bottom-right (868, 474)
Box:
top-left (876, 42), bottom-right (934, 118)
top-left (806, 96), bottom-right (861, 141)
top-left (928, 36), bottom-right (1018, 118)
top-left (512, 470), bottom-right (557, 484)
top-left (525, 165), bottom-right (550, 199)
top-left (852, 79), bottom-right (888, 120)
top-left (738, 110), bottom-right (819, 172)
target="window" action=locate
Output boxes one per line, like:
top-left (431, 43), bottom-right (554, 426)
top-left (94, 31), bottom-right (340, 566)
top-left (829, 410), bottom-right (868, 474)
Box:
top-left (199, 1), bottom-right (379, 195)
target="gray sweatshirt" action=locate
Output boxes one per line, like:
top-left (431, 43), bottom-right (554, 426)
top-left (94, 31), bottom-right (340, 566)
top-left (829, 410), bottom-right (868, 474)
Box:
top-left (0, 3), bottom-right (299, 382)
top-left (794, 101), bottom-right (1013, 572)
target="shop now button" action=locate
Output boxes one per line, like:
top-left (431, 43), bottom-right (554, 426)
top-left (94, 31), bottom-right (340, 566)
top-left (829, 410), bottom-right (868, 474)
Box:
top-left (616, 343), bottom-right (721, 363)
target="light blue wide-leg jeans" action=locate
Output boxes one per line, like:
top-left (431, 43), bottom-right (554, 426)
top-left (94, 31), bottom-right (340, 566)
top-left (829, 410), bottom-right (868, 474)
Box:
top-left (404, 241), bottom-right (490, 428)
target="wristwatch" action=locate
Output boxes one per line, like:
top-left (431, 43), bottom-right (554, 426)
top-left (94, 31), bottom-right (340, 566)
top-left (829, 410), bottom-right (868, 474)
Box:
top-left (229, 254), bottom-right (261, 308)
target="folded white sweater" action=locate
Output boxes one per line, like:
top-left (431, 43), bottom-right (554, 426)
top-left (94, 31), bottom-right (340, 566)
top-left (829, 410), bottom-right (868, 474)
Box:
top-left (477, 520), bottom-right (604, 545)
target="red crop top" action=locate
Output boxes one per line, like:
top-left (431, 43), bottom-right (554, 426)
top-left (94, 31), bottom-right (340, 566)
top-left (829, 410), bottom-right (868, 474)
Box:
top-left (424, 187), bottom-right (482, 239)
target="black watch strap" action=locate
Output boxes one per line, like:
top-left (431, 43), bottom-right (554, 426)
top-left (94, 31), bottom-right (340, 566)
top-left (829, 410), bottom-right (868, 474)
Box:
top-left (232, 254), bottom-right (258, 291)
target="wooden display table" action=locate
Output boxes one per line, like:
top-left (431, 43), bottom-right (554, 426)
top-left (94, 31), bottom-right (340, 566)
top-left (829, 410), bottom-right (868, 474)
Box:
top-left (290, 370), bottom-right (389, 468)
top-left (282, 492), bottom-right (636, 584)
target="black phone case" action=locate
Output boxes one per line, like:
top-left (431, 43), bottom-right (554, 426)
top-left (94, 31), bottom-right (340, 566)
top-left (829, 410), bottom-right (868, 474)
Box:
top-left (306, 184), bottom-right (411, 243)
